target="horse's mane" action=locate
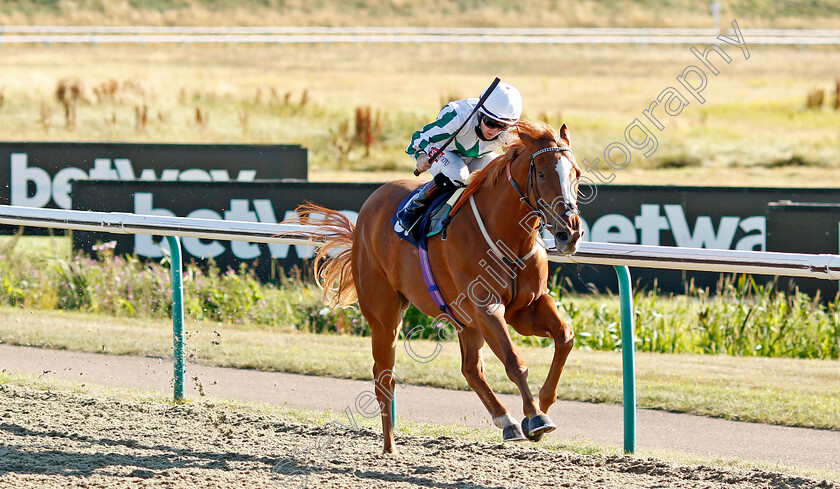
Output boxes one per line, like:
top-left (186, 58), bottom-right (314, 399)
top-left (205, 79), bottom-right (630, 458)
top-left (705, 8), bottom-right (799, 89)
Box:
top-left (451, 119), bottom-right (559, 214)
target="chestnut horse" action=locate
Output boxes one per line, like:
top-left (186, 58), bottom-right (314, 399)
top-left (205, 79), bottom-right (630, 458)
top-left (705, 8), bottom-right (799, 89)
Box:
top-left (289, 120), bottom-right (583, 453)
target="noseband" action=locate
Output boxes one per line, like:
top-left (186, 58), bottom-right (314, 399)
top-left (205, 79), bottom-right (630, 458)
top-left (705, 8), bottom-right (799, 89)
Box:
top-left (505, 145), bottom-right (580, 233)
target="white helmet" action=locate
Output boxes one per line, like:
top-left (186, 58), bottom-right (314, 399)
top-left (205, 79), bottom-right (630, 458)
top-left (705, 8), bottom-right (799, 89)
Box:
top-left (478, 82), bottom-right (523, 124)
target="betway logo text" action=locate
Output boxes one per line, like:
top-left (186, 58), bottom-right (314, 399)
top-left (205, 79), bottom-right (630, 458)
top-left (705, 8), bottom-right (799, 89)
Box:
top-left (135, 195), bottom-right (762, 263)
top-left (134, 193), bottom-right (359, 260)
top-left (580, 204), bottom-right (764, 250)
top-left (10, 153), bottom-right (257, 209)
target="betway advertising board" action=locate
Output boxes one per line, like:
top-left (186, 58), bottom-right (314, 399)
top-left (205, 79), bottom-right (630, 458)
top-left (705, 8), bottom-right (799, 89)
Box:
top-left (766, 202), bottom-right (840, 299)
top-left (72, 181), bottom-right (377, 282)
top-left (0, 142), bottom-right (307, 234)
top-left (572, 187), bottom-right (840, 295)
top-left (71, 181), bottom-right (840, 293)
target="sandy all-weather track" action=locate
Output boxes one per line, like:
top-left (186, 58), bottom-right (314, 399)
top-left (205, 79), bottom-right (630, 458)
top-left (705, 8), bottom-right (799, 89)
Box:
top-left (0, 384), bottom-right (835, 489)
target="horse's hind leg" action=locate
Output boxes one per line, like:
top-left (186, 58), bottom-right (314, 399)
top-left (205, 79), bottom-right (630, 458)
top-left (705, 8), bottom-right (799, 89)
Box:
top-left (458, 326), bottom-right (526, 441)
top-left (358, 282), bottom-right (406, 454)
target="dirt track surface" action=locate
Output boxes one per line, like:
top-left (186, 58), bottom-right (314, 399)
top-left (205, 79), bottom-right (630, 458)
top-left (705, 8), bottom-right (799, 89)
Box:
top-left (2, 345), bottom-right (839, 473)
top-left (0, 384), bottom-right (837, 489)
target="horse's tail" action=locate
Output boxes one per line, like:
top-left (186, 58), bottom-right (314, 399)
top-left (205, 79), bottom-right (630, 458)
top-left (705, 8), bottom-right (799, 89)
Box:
top-left (279, 202), bottom-right (357, 308)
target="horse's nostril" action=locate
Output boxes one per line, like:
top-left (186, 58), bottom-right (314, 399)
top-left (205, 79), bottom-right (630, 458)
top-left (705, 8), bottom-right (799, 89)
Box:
top-left (556, 231), bottom-right (569, 242)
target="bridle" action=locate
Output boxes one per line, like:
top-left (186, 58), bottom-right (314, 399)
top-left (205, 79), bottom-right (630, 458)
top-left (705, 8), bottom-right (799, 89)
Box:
top-left (461, 142), bottom-right (579, 307)
top-left (505, 145), bottom-right (580, 233)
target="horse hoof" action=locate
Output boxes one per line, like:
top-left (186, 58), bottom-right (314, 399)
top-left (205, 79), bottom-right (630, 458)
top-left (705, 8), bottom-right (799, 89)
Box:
top-left (502, 423), bottom-right (527, 442)
top-left (527, 414), bottom-right (556, 440)
top-left (521, 417), bottom-right (543, 442)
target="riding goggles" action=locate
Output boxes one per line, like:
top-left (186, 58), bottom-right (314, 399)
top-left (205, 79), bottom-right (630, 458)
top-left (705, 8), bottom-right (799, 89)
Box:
top-left (480, 113), bottom-right (514, 131)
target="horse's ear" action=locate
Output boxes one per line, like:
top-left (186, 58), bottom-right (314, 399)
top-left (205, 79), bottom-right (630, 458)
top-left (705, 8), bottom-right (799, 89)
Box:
top-left (559, 123), bottom-right (571, 144)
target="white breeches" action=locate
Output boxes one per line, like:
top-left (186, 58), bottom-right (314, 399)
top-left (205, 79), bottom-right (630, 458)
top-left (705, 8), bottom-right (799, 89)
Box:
top-left (429, 151), bottom-right (496, 187)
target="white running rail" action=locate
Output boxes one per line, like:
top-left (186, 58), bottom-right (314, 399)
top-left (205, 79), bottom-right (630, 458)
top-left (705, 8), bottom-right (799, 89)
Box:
top-left (1, 204), bottom-right (839, 280)
top-left (0, 26), bottom-right (837, 45)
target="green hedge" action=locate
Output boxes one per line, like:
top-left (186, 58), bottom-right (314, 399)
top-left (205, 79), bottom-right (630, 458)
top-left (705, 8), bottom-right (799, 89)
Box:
top-left (1, 247), bottom-right (838, 359)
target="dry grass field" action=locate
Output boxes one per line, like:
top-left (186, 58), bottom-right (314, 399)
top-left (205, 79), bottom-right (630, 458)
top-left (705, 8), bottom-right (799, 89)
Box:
top-left (0, 1), bottom-right (839, 187)
top-left (1, 40), bottom-right (838, 187)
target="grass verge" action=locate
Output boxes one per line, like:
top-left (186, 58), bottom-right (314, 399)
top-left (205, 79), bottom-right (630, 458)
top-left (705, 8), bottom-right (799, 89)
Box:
top-left (1, 306), bottom-right (837, 430)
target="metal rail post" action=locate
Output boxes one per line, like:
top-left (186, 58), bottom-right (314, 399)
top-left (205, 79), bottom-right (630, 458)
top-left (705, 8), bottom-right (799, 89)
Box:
top-left (614, 265), bottom-right (636, 454)
top-left (392, 393), bottom-right (397, 429)
top-left (166, 236), bottom-right (186, 402)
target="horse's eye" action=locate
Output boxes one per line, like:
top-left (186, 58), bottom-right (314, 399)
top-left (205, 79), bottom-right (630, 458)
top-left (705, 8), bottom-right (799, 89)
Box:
top-left (537, 171), bottom-right (545, 179)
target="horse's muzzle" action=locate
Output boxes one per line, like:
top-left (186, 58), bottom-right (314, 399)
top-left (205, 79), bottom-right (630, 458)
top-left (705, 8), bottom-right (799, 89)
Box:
top-left (554, 229), bottom-right (582, 254)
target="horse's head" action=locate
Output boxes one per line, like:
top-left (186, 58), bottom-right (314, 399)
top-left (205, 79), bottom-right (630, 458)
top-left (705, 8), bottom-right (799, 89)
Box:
top-left (513, 121), bottom-right (583, 255)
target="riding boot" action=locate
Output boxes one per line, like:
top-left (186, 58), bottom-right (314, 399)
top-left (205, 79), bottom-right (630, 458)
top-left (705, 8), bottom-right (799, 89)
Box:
top-left (396, 181), bottom-right (442, 235)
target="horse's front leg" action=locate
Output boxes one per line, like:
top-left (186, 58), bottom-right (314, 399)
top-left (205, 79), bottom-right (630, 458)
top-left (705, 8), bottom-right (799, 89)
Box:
top-left (471, 306), bottom-right (556, 438)
top-left (509, 293), bottom-right (575, 415)
top-left (457, 326), bottom-right (526, 442)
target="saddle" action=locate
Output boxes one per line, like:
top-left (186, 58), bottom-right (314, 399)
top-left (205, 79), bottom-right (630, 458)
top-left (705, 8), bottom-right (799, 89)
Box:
top-left (391, 185), bottom-right (471, 330)
top-left (391, 186), bottom-right (465, 247)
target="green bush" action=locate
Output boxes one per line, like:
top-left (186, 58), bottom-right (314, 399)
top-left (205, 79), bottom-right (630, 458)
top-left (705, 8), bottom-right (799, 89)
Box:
top-left (553, 274), bottom-right (840, 360)
top-left (1, 243), bottom-right (838, 359)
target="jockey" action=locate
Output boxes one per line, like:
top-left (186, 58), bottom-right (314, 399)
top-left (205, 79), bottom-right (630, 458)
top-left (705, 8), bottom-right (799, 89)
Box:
top-left (396, 82), bottom-right (523, 233)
